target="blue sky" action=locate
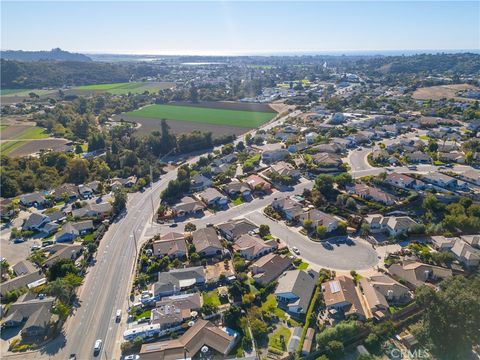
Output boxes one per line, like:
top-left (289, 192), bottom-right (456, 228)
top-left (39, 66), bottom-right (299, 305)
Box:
top-left (1, 1), bottom-right (479, 55)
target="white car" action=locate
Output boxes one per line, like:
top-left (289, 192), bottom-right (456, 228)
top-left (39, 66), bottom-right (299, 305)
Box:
top-left (124, 355), bottom-right (140, 360)
top-left (116, 309), bottom-right (122, 322)
top-left (93, 339), bottom-right (102, 356)
top-left (292, 246), bottom-right (300, 255)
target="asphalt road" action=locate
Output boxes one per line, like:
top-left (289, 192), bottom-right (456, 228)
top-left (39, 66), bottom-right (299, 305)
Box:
top-left (41, 170), bottom-right (179, 360)
top-left (245, 211), bottom-right (378, 271)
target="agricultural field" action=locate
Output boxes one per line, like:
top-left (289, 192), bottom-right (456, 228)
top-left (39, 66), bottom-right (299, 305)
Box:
top-left (1, 121), bottom-right (69, 157)
top-left (72, 81), bottom-right (175, 95)
top-left (412, 84), bottom-right (479, 102)
top-left (118, 102), bottom-right (277, 138)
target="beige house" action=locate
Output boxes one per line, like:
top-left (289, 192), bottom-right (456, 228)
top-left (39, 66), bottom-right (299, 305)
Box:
top-left (388, 260), bottom-right (452, 288)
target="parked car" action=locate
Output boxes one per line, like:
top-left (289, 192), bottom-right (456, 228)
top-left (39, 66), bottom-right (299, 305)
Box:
top-left (292, 246), bottom-right (300, 255)
top-left (169, 223), bottom-right (178, 228)
top-left (116, 309), bottom-right (122, 322)
top-left (124, 355), bottom-right (140, 360)
top-left (69, 354), bottom-right (77, 360)
top-left (137, 317), bottom-right (150, 324)
top-left (31, 244), bottom-right (41, 251)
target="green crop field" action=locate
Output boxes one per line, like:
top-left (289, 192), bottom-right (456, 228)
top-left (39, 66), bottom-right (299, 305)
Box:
top-left (126, 104), bottom-right (276, 128)
top-left (1, 127), bottom-right (49, 156)
top-left (74, 81), bottom-right (174, 95)
top-left (14, 127), bottom-right (49, 140)
top-left (0, 89), bottom-right (56, 97)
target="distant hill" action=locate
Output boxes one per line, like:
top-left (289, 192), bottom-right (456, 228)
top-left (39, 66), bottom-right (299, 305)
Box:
top-left (1, 59), bottom-right (131, 88)
top-left (1, 48), bottom-right (92, 62)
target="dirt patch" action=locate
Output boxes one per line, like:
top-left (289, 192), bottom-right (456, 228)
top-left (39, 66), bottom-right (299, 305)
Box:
top-left (412, 84), bottom-right (479, 102)
top-left (269, 101), bottom-right (293, 114)
top-left (115, 115), bottom-right (250, 138)
top-left (8, 139), bottom-right (71, 157)
top-left (170, 101), bottom-right (276, 113)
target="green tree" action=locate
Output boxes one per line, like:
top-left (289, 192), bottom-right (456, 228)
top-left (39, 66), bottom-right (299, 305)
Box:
top-left (67, 158), bottom-right (89, 184)
top-left (113, 188), bottom-right (128, 215)
top-left (325, 340), bottom-right (344, 360)
top-left (315, 174), bottom-right (334, 195)
top-left (259, 224), bottom-right (270, 238)
top-left (184, 222), bottom-right (196, 232)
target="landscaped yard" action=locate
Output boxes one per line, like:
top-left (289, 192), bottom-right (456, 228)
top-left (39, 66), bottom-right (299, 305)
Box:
top-left (125, 104), bottom-right (276, 128)
top-left (297, 261), bottom-right (309, 270)
top-left (134, 309), bottom-right (151, 320)
top-left (261, 294), bottom-right (287, 320)
top-left (232, 197), bottom-right (244, 206)
top-left (268, 326), bottom-right (291, 352)
top-left (203, 290), bottom-right (221, 307)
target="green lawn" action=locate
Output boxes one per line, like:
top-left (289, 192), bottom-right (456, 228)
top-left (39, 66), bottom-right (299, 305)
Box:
top-left (134, 309), bottom-right (152, 321)
top-left (297, 261), bottom-right (309, 270)
top-left (261, 294), bottom-right (287, 320)
top-left (126, 104), bottom-right (276, 128)
top-left (232, 197), bottom-right (244, 206)
top-left (203, 290), bottom-right (221, 307)
top-left (268, 326), bottom-right (291, 351)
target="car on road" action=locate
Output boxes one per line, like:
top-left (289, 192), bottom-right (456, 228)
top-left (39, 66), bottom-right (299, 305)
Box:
top-left (206, 223), bottom-right (214, 227)
top-left (357, 147), bottom-right (363, 151)
top-left (13, 238), bottom-right (25, 243)
top-left (445, 163), bottom-right (453, 168)
top-left (31, 244), bottom-right (41, 251)
top-left (69, 354), bottom-right (76, 360)
top-left (116, 309), bottom-right (122, 322)
top-left (292, 246), bottom-right (300, 255)
top-left (93, 339), bottom-right (102, 356)
top-left (169, 223), bottom-right (178, 228)
top-left (407, 165), bottom-right (417, 170)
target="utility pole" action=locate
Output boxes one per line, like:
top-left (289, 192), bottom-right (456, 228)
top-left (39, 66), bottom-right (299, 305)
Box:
top-left (149, 165), bottom-right (153, 188)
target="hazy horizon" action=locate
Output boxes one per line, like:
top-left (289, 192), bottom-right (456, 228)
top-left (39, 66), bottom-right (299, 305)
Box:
top-left (2, 1), bottom-right (479, 55)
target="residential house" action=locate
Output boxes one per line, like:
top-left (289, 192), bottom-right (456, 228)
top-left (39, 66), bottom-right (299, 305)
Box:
top-left (19, 193), bottom-right (48, 208)
top-left (438, 152), bottom-right (466, 164)
top-left (151, 293), bottom-right (202, 330)
top-left (360, 274), bottom-right (411, 316)
top-left (1, 296), bottom-right (55, 338)
top-left (461, 235), bottom-right (480, 248)
top-left (192, 228), bottom-right (223, 257)
top-left (43, 244), bottom-right (83, 267)
top-left (460, 170), bottom-right (480, 186)
top-left (261, 149), bottom-right (289, 164)
top-left (251, 253), bottom-right (292, 285)
top-left (348, 184), bottom-right (397, 205)
top-left (272, 197), bottom-right (303, 221)
top-left (305, 132), bottom-right (318, 145)
top-left (287, 141), bottom-right (308, 153)
top-left (429, 236), bottom-right (456, 251)
top-left (41, 222), bottom-right (59, 236)
top-left (311, 152), bottom-right (343, 168)
top-left (322, 276), bottom-right (365, 320)
top-left (153, 267), bottom-right (206, 298)
top-left (172, 196), bottom-right (205, 217)
top-left (47, 210), bottom-right (66, 223)
top-left (12, 260), bottom-right (37, 276)
top-left (71, 202), bottom-right (112, 219)
top-left (422, 172), bottom-right (463, 190)
top-left (78, 184), bottom-right (94, 199)
top-left (232, 234), bottom-right (277, 260)
top-left (385, 173), bottom-right (425, 190)
top-left (223, 181), bottom-right (251, 198)
top-left (275, 269), bottom-right (318, 315)
top-left (217, 219), bottom-right (258, 241)
top-left (153, 233), bottom-right (187, 259)
top-left (190, 174), bottom-right (213, 192)
top-left (451, 239), bottom-right (480, 267)
top-left (364, 215), bottom-right (419, 237)
top-left (53, 184), bottom-right (79, 201)
top-left (55, 220), bottom-right (94, 242)
top-left (244, 174), bottom-right (271, 192)
top-left (388, 260), bottom-right (452, 288)
top-left (405, 151), bottom-right (431, 164)
top-left (22, 213), bottom-right (50, 231)
top-left (298, 209), bottom-right (338, 233)
top-left (198, 188), bottom-right (228, 207)
top-left (311, 143), bottom-right (341, 154)
top-left (139, 319), bottom-right (238, 360)
top-left (0, 270), bottom-right (45, 297)
top-left (268, 161), bottom-right (300, 180)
